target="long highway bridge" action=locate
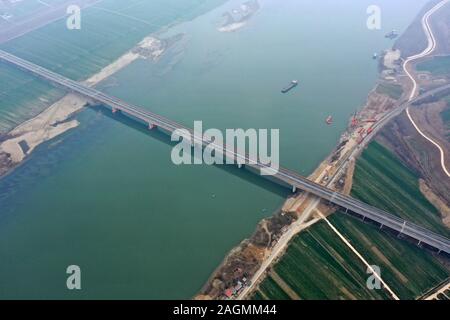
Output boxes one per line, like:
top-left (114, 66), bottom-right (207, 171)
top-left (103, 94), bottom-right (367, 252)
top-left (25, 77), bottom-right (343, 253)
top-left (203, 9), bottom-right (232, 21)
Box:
top-left (1, 49), bottom-right (450, 255)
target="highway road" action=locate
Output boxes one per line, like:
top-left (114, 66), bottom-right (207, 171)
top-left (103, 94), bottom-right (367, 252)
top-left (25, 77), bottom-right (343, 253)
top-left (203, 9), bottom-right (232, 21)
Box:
top-left (1, 49), bottom-right (450, 255)
top-left (403, 0), bottom-right (450, 178)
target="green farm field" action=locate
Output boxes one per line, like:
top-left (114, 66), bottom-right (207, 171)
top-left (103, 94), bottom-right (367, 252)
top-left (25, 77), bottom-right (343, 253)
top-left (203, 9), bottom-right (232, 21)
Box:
top-left (253, 141), bottom-right (450, 300)
top-left (351, 141), bottom-right (450, 237)
top-left (441, 107), bottom-right (450, 142)
top-left (0, 63), bottom-right (66, 133)
top-left (1, 0), bottom-right (227, 80)
top-left (375, 83), bottom-right (403, 100)
top-left (256, 221), bottom-right (391, 300)
top-left (416, 55), bottom-right (450, 75)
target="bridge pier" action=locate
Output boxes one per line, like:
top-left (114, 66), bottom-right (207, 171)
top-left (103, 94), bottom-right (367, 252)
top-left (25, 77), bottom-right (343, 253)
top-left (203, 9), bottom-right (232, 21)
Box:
top-left (400, 221), bottom-right (406, 234)
top-left (148, 123), bottom-right (156, 130)
top-left (292, 186), bottom-right (297, 193)
top-left (112, 107), bottom-right (117, 114)
top-left (238, 163), bottom-right (243, 169)
top-left (397, 222), bottom-right (407, 238)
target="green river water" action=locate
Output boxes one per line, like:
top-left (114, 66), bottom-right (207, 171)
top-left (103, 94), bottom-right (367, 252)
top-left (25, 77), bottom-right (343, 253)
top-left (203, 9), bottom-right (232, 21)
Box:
top-left (0, 0), bottom-right (429, 299)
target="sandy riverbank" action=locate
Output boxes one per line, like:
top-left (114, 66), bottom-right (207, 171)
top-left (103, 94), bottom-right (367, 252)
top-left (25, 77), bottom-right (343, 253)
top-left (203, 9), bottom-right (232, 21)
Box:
top-left (0, 36), bottom-right (164, 175)
top-left (0, 94), bottom-right (87, 163)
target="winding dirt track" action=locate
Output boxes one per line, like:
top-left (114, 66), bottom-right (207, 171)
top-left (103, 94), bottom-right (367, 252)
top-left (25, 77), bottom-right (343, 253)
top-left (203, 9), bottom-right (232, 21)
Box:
top-left (403, 0), bottom-right (450, 178)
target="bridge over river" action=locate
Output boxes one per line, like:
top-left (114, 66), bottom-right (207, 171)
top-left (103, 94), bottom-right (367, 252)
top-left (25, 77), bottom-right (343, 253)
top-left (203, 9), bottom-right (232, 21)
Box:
top-left (1, 49), bottom-right (449, 255)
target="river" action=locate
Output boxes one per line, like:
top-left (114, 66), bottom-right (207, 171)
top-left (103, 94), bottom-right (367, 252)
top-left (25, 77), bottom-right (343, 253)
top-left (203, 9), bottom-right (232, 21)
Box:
top-left (0, 0), bottom-right (428, 299)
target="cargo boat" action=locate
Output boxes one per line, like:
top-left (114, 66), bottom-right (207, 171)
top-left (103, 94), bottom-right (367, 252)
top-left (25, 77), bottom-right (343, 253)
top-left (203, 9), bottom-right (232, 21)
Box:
top-left (281, 80), bottom-right (298, 93)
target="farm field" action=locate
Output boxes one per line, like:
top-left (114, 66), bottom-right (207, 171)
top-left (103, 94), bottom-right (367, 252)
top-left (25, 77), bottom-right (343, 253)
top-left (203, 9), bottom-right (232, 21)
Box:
top-left (351, 141), bottom-right (450, 237)
top-left (1, 0), bottom-right (227, 80)
top-left (0, 0), bottom-right (227, 133)
top-left (252, 141), bottom-right (450, 300)
top-left (0, 0), bottom-right (69, 24)
top-left (375, 83), bottom-right (403, 100)
top-left (253, 220), bottom-right (391, 300)
top-left (328, 213), bottom-right (449, 299)
top-left (416, 55), bottom-right (450, 75)
top-left (441, 107), bottom-right (450, 142)
top-left (0, 63), bottom-right (65, 133)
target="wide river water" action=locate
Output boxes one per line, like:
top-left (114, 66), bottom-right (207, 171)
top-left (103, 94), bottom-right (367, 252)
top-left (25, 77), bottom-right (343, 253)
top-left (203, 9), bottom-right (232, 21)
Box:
top-left (0, 0), bottom-right (428, 299)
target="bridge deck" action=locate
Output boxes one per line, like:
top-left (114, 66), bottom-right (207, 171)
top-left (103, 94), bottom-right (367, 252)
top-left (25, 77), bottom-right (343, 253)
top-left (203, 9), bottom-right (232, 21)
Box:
top-left (1, 49), bottom-right (449, 255)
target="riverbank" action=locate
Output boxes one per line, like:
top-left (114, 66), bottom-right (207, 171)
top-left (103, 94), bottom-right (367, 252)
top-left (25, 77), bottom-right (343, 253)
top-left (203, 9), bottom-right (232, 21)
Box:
top-left (0, 35), bottom-right (173, 177)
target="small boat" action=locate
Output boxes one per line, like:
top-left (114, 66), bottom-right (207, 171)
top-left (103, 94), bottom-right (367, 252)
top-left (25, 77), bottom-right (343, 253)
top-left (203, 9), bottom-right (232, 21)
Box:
top-left (326, 115), bottom-right (333, 125)
top-left (372, 52), bottom-right (378, 59)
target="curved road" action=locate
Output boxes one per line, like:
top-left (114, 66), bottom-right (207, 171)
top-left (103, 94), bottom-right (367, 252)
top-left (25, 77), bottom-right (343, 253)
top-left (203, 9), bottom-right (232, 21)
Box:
top-left (403, 0), bottom-right (450, 178)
